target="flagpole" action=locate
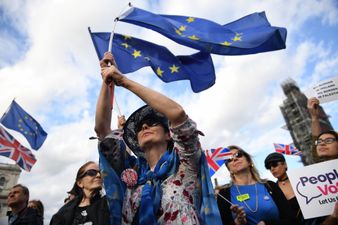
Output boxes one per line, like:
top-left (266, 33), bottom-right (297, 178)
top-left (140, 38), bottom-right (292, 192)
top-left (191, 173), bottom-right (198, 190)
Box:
top-left (217, 193), bottom-right (234, 206)
top-left (107, 3), bottom-right (131, 112)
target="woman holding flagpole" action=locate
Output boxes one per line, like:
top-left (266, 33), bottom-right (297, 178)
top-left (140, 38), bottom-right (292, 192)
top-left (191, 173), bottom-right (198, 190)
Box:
top-left (95, 52), bottom-right (221, 225)
top-left (217, 145), bottom-right (293, 225)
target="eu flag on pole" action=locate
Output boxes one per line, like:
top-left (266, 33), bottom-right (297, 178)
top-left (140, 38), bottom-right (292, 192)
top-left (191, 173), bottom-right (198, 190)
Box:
top-left (88, 29), bottom-right (216, 93)
top-left (118, 7), bottom-right (287, 55)
top-left (0, 100), bottom-right (47, 150)
top-left (0, 126), bottom-right (37, 171)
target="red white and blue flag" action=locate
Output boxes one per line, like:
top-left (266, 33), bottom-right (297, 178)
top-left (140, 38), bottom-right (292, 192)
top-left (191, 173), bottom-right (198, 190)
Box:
top-left (0, 126), bottom-right (36, 171)
top-left (205, 147), bottom-right (232, 177)
top-left (273, 143), bottom-right (302, 156)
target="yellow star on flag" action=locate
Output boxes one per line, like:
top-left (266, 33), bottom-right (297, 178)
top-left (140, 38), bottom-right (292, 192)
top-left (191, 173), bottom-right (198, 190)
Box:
top-left (132, 50), bottom-right (141, 58)
top-left (186, 17), bottom-right (195, 23)
top-left (188, 35), bottom-right (200, 40)
top-left (232, 35), bottom-right (242, 42)
top-left (156, 67), bottom-right (164, 77)
top-left (221, 41), bottom-right (232, 46)
top-left (175, 29), bottom-right (182, 35)
top-left (204, 207), bottom-right (210, 214)
top-left (169, 64), bottom-right (179, 73)
top-left (179, 25), bottom-right (186, 31)
top-left (123, 35), bottom-right (132, 40)
top-left (121, 43), bottom-right (129, 48)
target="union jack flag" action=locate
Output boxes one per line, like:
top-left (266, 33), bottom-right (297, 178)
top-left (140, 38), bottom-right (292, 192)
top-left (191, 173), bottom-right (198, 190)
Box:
top-left (0, 126), bottom-right (36, 171)
top-left (205, 147), bottom-right (232, 177)
top-left (273, 143), bottom-right (302, 156)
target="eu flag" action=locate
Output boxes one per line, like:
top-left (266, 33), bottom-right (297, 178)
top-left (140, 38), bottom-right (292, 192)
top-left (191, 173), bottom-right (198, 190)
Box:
top-left (0, 100), bottom-right (47, 150)
top-left (118, 7), bottom-right (287, 55)
top-left (88, 29), bottom-right (215, 93)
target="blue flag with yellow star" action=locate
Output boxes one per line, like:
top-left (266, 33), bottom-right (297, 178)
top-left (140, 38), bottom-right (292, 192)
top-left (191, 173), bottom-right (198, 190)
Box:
top-left (89, 29), bottom-right (215, 93)
top-left (118, 7), bottom-right (287, 55)
top-left (0, 100), bottom-right (47, 150)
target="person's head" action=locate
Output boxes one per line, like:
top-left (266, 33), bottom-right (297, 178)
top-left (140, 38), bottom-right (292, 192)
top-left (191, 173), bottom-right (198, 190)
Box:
top-left (7, 184), bottom-right (29, 210)
top-left (225, 146), bottom-right (263, 183)
top-left (264, 152), bottom-right (287, 179)
top-left (28, 200), bottom-right (44, 218)
top-left (313, 130), bottom-right (338, 162)
top-left (71, 161), bottom-right (102, 200)
top-left (123, 105), bottom-right (173, 157)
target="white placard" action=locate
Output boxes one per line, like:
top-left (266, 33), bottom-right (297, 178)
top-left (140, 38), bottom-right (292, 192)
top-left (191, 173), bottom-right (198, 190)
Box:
top-left (304, 76), bottom-right (338, 103)
top-left (288, 159), bottom-right (338, 219)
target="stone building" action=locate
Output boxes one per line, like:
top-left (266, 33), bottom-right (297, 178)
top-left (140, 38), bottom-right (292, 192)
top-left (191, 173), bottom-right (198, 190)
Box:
top-left (280, 79), bottom-right (333, 165)
top-left (0, 163), bottom-right (21, 217)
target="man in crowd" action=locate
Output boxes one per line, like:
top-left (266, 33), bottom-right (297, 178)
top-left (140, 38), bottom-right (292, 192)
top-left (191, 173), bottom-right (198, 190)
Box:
top-left (7, 184), bottom-right (43, 225)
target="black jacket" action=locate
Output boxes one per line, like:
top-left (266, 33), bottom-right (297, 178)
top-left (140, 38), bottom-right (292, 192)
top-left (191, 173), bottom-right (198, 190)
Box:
top-left (7, 207), bottom-right (43, 225)
top-left (217, 181), bottom-right (296, 225)
top-left (49, 195), bottom-right (110, 225)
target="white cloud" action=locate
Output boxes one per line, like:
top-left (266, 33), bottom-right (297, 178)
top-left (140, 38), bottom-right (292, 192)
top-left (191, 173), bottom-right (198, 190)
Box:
top-left (0, 0), bottom-right (337, 223)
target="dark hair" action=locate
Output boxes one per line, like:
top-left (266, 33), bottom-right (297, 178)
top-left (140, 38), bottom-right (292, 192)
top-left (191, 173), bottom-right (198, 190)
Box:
top-left (70, 161), bottom-right (101, 201)
top-left (28, 200), bottom-right (44, 218)
top-left (313, 130), bottom-right (338, 163)
top-left (317, 130), bottom-right (338, 141)
top-left (12, 184), bottom-right (29, 204)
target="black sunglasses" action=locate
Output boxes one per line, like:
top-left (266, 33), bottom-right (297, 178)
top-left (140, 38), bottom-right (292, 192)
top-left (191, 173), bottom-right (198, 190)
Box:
top-left (227, 151), bottom-right (244, 163)
top-left (136, 118), bottom-right (161, 133)
top-left (267, 161), bottom-right (283, 170)
top-left (79, 169), bottom-right (100, 178)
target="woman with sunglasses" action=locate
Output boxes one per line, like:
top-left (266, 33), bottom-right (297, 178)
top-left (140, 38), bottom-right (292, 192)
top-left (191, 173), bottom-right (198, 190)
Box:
top-left (95, 52), bottom-right (221, 225)
top-left (50, 161), bottom-right (110, 225)
top-left (264, 152), bottom-right (303, 224)
top-left (217, 146), bottom-right (293, 225)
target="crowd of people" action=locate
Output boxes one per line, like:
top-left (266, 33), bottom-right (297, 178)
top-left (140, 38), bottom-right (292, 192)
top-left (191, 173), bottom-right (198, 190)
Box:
top-left (5, 52), bottom-right (338, 225)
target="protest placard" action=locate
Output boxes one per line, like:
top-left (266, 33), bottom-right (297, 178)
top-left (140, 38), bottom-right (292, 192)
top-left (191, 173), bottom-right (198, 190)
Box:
top-left (288, 159), bottom-right (338, 219)
top-left (304, 76), bottom-right (338, 103)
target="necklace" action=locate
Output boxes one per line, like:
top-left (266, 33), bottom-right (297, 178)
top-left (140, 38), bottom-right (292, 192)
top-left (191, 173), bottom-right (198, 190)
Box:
top-left (235, 183), bottom-right (258, 213)
top-left (278, 177), bottom-right (289, 185)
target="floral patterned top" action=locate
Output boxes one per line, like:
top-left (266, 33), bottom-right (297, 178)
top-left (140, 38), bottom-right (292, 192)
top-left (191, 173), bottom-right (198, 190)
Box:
top-left (121, 117), bottom-right (202, 225)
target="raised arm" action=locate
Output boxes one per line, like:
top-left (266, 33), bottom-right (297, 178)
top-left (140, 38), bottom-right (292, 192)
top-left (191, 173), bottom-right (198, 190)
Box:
top-left (94, 57), bottom-right (114, 139)
top-left (100, 52), bottom-right (187, 127)
top-left (307, 97), bottom-right (321, 137)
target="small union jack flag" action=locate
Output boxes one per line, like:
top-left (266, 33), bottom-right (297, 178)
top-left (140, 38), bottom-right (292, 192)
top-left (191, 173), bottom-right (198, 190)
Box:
top-left (273, 143), bottom-right (302, 156)
top-left (0, 126), bottom-right (37, 171)
top-left (205, 147), bottom-right (232, 177)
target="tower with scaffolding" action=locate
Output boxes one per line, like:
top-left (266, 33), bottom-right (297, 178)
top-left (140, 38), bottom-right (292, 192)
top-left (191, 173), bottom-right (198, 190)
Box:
top-left (279, 79), bottom-right (334, 165)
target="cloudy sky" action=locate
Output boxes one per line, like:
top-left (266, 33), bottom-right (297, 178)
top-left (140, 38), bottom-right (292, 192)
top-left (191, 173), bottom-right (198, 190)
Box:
top-left (1, 0), bottom-right (337, 223)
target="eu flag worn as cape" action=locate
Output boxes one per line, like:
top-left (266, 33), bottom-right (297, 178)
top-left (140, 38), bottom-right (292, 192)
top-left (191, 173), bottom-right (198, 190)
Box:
top-left (89, 29), bottom-right (216, 92)
top-left (0, 126), bottom-right (37, 171)
top-left (119, 7), bottom-right (287, 55)
top-left (0, 100), bottom-right (47, 150)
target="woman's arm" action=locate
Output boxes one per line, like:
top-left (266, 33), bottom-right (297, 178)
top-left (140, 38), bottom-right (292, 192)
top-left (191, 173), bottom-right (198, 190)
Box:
top-left (307, 97), bottom-right (321, 137)
top-left (100, 52), bottom-right (187, 128)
